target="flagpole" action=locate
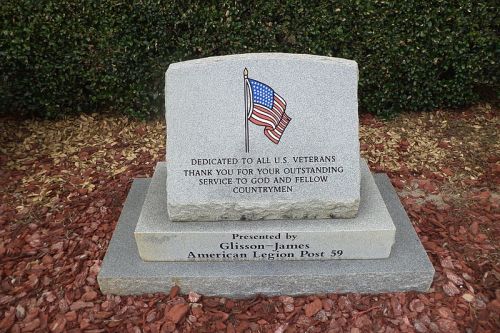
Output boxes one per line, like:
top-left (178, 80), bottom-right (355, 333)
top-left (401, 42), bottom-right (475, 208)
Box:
top-left (244, 68), bottom-right (249, 153)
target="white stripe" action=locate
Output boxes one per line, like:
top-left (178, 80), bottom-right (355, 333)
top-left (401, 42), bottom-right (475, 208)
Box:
top-left (252, 109), bottom-right (278, 127)
top-left (279, 117), bottom-right (289, 127)
top-left (267, 130), bottom-right (280, 141)
top-left (250, 113), bottom-right (276, 128)
top-left (273, 102), bottom-right (283, 112)
top-left (269, 109), bottom-right (282, 122)
top-left (255, 106), bottom-right (280, 123)
top-left (253, 108), bottom-right (278, 124)
top-left (273, 99), bottom-right (285, 113)
top-left (273, 106), bottom-right (284, 117)
top-left (254, 103), bottom-right (274, 114)
top-left (274, 97), bottom-right (285, 109)
top-left (255, 103), bottom-right (281, 121)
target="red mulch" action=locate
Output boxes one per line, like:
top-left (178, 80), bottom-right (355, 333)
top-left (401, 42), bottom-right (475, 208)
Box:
top-left (0, 105), bottom-right (498, 332)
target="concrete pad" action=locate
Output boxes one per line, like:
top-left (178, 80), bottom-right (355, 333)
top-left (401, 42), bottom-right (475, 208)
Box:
top-left (98, 175), bottom-right (435, 297)
top-left (135, 161), bottom-right (395, 261)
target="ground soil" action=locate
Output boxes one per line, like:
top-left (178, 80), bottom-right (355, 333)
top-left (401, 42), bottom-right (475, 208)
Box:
top-left (0, 104), bottom-right (498, 332)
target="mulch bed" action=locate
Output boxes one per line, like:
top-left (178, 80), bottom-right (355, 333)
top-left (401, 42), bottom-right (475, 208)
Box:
top-left (0, 105), bottom-right (498, 332)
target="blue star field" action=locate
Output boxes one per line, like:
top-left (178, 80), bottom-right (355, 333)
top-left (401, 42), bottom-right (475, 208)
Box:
top-left (249, 79), bottom-right (274, 109)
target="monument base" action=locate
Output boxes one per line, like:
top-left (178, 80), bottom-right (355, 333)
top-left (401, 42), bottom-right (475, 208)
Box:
top-left (98, 175), bottom-right (434, 297)
top-left (135, 161), bottom-right (395, 261)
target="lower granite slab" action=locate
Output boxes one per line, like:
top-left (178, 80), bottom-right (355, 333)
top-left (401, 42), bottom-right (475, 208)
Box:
top-left (135, 161), bottom-right (395, 261)
top-left (98, 174), bottom-right (435, 297)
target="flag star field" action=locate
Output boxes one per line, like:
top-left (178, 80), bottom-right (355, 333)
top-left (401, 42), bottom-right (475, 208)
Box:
top-left (249, 79), bottom-right (274, 109)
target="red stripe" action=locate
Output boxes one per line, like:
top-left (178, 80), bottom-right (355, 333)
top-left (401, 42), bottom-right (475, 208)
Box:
top-left (264, 130), bottom-right (279, 144)
top-left (251, 108), bottom-right (278, 126)
top-left (275, 96), bottom-right (286, 109)
top-left (273, 103), bottom-right (283, 113)
top-left (270, 109), bottom-right (283, 122)
top-left (250, 115), bottom-right (274, 127)
top-left (249, 116), bottom-right (271, 127)
top-left (274, 103), bottom-right (284, 114)
top-left (267, 128), bottom-right (281, 140)
top-left (277, 114), bottom-right (290, 127)
top-left (253, 104), bottom-right (273, 115)
top-left (275, 94), bottom-right (286, 106)
top-left (265, 130), bottom-right (281, 144)
top-left (249, 91), bottom-right (290, 144)
top-left (265, 112), bottom-right (292, 144)
top-left (272, 107), bottom-right (284, 119)
top-left (252, 108), bottom-right (275, 122)
top-left (274, 102), bottom-right (286, 115)
top-left (254, 105), bottom-right (280, 124)
top-left (261, 105), bottom-right (282, 123)
top-left (274, 98), bottom-right (284, 110)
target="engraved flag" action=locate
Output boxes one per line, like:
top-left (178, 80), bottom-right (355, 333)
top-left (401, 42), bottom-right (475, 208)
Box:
top-left (245, 78), bottom-right (291, 144)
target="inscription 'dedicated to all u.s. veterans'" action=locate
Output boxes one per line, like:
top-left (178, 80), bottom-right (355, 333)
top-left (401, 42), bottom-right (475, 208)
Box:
top-left (186, 232), bottom-right (344, 261)
top-left (181, 155), bottom-right (344, 194)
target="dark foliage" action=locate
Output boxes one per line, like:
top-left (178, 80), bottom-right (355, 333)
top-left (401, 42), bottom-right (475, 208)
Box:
top-left (1, 1), bottom-right (497, 118)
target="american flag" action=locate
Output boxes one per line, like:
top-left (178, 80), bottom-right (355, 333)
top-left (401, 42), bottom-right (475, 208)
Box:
top-left (246, 78), bottom-right (291, 144)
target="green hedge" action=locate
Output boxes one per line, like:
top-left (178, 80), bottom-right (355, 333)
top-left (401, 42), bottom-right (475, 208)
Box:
top-left (1, 1), bottom-right (497, 118)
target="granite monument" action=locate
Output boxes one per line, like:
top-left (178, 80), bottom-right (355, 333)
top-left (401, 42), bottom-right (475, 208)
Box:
top-left (98, 53), bottom-right (434, 296)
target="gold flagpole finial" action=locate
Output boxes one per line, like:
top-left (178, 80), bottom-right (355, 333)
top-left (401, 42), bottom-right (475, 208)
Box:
top-left (243, 68), bottom-right (248, 78)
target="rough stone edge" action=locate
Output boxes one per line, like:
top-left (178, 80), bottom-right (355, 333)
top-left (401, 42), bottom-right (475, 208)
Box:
top-left (167, 199), bottom-right (359, 222)
top-left (98, 175), bottom-right (435, 297)
top-left (99, 272), bottom-right (432, 298)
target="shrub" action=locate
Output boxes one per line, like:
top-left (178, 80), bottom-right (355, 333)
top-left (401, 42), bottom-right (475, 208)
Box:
top-left (1, 0), bottom-right (497, 118)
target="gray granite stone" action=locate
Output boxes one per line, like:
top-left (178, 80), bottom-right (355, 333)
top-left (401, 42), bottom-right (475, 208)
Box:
top-left (165, 53), bottom-right (360, 221)
top-left (98, 174), bottom-right (435, 297)
top-left (135, 160), bottom-right (395, 261)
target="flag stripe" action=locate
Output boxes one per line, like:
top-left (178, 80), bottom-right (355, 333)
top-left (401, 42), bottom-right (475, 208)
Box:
top-left (264, 131), bottom-right (279, 143)
top-left (249, 113), bottom-right (275, 128)
top-left (257, 101), bottom-right (283, 120)
top-left (249, 117), bottom-right (270, 127)
top-left (251, 109), bottom-right (278, 127)
top-left (275, 95), bottom-right (286, 109)
top-left (264, 111), bottom-right (291, 144)
top-left (251, 107), bottom-right (276, 122)
top-left (254, 105), bottom-right (280, 124)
